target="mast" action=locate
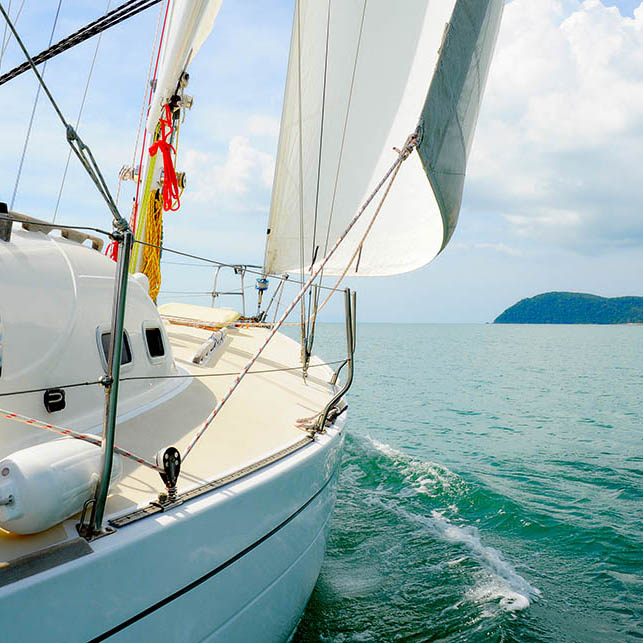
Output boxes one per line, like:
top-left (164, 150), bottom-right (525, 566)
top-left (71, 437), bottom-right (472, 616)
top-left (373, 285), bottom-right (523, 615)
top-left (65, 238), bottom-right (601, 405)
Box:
top-left (128, 0), bottom-right (223, 298)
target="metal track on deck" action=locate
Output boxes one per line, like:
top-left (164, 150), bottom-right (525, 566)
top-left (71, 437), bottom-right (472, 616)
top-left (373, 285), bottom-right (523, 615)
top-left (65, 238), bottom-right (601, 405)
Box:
top-left (109, 435), bottom-right (315, 528)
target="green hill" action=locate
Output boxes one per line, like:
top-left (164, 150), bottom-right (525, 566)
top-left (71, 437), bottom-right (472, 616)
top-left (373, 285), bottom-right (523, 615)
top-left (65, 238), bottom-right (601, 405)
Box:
top-left (494, 292), bottom-right (643, 324)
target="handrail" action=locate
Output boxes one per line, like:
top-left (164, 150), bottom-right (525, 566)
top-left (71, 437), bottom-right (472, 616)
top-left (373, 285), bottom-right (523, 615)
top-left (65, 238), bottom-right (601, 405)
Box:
top-left (317, 289), bottom-right (356, 431)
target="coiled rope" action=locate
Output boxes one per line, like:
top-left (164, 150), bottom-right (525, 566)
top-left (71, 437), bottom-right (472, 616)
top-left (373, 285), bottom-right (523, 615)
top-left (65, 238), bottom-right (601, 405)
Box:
top-left (141, 189), bottom-right (164, 299)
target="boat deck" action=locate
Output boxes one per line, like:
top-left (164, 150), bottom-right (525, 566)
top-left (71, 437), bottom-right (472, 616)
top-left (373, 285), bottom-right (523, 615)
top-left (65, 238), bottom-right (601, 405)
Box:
top-left (0, 317), bottom-right (338, 564)
top-left (107, 320), bottom-right (336, 512)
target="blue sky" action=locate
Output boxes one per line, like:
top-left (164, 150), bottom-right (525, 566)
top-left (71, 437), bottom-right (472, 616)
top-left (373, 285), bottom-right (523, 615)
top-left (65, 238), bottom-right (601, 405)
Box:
top-left (1, 0), bottom-right (642, 322)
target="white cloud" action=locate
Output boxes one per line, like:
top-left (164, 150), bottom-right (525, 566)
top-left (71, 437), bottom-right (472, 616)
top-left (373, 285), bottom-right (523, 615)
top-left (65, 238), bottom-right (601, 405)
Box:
top-left (451, 242), bottom-right (524, 257)
top-left (246, 114), bottom-right (280, 137)
top-left (468, 0), bottom-right (643, 250)
top-left (184, 135), bottom-right (274, 203)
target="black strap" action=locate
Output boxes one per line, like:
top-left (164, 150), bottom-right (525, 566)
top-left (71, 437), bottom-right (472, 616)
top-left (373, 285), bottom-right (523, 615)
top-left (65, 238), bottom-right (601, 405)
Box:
top-left (0, 0), bottom-right (162, 87)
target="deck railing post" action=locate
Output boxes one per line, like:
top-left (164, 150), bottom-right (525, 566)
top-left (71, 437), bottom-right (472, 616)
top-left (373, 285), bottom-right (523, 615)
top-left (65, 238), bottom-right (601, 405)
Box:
top-left (88, 229), bottom-right (133, 536)
top-left (211, 265), bottom-right (221, 307)
top-left (317, 288), bottom-right (355, 431)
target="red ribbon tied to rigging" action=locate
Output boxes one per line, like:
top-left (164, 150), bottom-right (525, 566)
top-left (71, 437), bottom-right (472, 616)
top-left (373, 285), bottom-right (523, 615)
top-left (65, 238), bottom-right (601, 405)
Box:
top-left (149, 103), bottom-right (181, 212)
top-left (105, 239), bottom-right (119, 262)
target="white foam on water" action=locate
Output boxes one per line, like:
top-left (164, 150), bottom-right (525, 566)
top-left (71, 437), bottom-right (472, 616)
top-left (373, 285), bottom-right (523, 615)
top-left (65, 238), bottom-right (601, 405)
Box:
top-left (428, 509), bottom-right (540, 612)
top-left (366, 436), bottom-right (463, 497)
top-left (362, 438), bottom-right (540, 614)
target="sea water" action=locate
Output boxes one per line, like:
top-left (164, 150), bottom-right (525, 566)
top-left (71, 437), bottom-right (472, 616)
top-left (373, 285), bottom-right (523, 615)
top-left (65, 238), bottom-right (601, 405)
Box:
top-left (288, 324), bottom-right (642, 642)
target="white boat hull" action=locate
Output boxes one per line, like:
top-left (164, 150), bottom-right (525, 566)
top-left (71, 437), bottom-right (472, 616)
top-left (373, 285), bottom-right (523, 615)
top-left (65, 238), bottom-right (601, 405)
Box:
top-left (0, 421), bottom-right (345, 642)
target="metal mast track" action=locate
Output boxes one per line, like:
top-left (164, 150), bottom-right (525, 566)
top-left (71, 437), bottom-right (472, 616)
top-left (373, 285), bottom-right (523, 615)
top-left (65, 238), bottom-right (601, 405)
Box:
top-left (0, 0), bottom-right (162, 88)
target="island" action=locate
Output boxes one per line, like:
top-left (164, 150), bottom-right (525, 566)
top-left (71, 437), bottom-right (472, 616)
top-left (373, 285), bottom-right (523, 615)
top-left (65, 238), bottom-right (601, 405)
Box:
top-left (494, 292), bottom-right (643, 324)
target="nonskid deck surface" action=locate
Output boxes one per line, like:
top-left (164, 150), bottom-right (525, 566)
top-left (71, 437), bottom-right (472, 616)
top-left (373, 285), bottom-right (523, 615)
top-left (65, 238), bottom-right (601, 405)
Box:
top-left (0, 321), bottom-right (337, 564)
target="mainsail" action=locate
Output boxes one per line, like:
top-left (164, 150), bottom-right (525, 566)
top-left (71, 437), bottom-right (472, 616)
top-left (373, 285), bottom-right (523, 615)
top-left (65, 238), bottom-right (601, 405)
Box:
top-left (263, 0), bottom-right (503, 278)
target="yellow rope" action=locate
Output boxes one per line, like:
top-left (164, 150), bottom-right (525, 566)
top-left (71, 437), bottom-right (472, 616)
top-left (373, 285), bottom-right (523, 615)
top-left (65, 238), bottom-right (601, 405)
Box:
top-left (141, 189), bottom-right (163, 301)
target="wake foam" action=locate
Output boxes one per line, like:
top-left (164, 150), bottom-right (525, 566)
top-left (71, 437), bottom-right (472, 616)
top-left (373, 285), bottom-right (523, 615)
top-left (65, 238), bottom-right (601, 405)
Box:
top-left (363, 436), bottom-right (540, 613)
top-left (429, 509), bottom-right (540, 612)
top-left (367, 437), bottom-right (464, 498)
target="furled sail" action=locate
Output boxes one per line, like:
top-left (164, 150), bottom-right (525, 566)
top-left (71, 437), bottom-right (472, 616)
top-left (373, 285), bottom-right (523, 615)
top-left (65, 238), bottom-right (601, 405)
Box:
top-left (263, 0), bottom-right (503, 277)
top-left (129, 0), bottom-right (222, 286)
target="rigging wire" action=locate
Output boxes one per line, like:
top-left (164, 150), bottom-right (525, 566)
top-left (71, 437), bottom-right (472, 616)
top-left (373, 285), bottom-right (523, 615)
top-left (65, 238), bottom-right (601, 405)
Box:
top-left (135, 238), bottom-right (346, 294)
top-left (0, 0), bottom-right (26, 70)
top-left (0, 379), bottom-right (102, 398)
top-left (312, 0), bottom-right (367, 329)
top-left (295, 0), bottom-right (306, 360)
top-left (0, 3), bottom-right (128, 230)
top-left (0, 0), bottom-right (10, 71)
top-left (0, 213), bottom-right (112, 237)
top-left (53, 0), bottom-right (112, 224)
top-left (10, 0), bottom-right (64, 211)
top-left (0, 360), bottom-right (345, 397)
top-left (309, 0), bottom-right (331, 269)
top-left (180, 133), bottom-right (418, 463)
top-left (116, 0), bottom-right (163, 207)
top-left (0, 0), bottom-right (162, 87)
top-left (120, 360), bottom-right (346, 382)
top-left (303, 0), bottom-right (332, 370)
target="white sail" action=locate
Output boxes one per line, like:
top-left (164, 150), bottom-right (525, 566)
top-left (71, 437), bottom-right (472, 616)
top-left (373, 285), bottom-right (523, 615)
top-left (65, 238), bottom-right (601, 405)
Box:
top-left (263, 0), bottom-right (502, 277)
top-left (130, 0), bottom-right (222, 275)
top-left (145, 0), bottom-right (222, 134)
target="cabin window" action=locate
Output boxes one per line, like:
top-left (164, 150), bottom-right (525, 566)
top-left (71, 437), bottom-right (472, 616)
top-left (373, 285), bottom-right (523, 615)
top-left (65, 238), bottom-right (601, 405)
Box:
top-left (144, 327), bottom-right (165, 358)
top-left (99, 331), bottom-right (133, 368)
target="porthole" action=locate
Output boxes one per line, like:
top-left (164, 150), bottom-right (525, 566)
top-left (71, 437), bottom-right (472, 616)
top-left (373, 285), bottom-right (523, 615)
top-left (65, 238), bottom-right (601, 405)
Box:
top-left (144, 327), bottom-right (165, 358)
top-left (97, 329), bottom-right (133, 371)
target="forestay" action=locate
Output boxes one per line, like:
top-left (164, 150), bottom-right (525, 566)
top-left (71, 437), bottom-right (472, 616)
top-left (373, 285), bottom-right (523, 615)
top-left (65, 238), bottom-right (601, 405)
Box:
top-left (263, 0), bottom-right (503, 277)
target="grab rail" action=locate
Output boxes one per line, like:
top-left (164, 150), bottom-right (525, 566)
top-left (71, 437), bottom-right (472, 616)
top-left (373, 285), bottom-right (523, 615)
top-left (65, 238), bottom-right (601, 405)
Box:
top-left (317, 289), bottom-right (356, 431)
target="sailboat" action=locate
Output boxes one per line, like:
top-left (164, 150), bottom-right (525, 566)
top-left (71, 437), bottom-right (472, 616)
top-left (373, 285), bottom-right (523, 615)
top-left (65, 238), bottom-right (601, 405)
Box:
top-left (0, 0), bottom-right (502, 640)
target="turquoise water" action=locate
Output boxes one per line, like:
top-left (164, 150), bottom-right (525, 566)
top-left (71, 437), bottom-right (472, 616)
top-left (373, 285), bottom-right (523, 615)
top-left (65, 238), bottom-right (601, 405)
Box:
top-left (289, 324), bottom-right (643, 642)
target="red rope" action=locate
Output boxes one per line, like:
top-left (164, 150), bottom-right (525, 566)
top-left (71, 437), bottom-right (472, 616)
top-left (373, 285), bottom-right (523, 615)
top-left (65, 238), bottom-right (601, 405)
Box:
top-left (149, 103), bottom-right (180, 212)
